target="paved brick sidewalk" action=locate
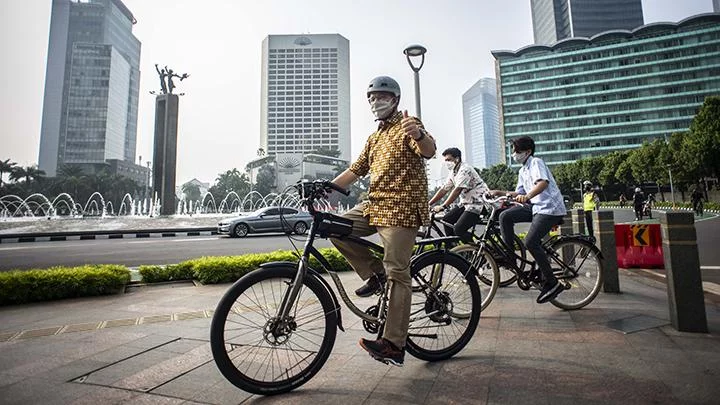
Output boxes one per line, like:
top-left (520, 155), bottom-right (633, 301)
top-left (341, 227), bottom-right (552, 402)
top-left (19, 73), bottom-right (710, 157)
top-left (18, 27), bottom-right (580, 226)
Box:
top-left (1, 271), bottom-right (719, 404)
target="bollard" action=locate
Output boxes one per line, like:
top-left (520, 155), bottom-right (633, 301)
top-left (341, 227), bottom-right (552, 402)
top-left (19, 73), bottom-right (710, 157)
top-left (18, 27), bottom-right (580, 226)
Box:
top-left (561, 211), bottom-right (574, 236)
top-left (660, 212), bottom-right (708, 333)
top-left (572, 209), bottom-right (585, 235)
top-left (594, 210), bottom-right (619, 293)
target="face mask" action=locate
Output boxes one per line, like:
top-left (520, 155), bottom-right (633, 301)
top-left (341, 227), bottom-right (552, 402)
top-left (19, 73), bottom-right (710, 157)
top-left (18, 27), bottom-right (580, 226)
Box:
top-left (370, 98), bottom-right (395, 119)
top-left (512, 151), bottom-right (530, 164)
top-left (444, 161), bottom-right (456, 171)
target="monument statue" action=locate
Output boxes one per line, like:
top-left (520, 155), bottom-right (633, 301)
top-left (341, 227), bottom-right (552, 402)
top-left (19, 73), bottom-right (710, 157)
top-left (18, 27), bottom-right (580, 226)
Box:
top-left (154, 63), bottom-right (190, 94)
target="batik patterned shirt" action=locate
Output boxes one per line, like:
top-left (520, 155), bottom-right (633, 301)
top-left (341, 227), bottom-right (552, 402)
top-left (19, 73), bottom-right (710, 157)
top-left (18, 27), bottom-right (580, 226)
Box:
top-left (349, 111), bottom-right (435, 227)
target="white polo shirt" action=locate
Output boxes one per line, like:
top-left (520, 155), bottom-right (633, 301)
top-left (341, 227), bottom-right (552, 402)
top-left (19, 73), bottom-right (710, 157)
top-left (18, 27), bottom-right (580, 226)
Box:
top-left (515, 155), bottom-right (566, 216)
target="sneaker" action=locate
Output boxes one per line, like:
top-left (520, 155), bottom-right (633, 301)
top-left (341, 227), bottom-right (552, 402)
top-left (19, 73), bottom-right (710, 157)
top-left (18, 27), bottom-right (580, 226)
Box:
top-left (537, 279), bottom-right (563, 304)
top-left (354, 273), bottom-right (385, 297)
top-left (359, 338), bottom-right (404, 366)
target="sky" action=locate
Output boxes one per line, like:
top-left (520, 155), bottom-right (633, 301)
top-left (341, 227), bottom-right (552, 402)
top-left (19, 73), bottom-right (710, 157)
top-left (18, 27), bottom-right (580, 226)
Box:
top-left (0, 0), bottom-right (715, 188)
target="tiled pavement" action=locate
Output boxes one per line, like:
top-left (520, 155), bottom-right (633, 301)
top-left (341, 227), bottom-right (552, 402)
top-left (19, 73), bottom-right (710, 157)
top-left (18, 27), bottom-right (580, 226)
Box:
top-left (1, 270), bottom-right (719, 405)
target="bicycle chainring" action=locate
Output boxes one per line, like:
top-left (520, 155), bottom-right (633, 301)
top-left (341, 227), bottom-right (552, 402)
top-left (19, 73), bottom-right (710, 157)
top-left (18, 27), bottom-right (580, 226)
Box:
top-left (362, 305), bottom-right (380, 334)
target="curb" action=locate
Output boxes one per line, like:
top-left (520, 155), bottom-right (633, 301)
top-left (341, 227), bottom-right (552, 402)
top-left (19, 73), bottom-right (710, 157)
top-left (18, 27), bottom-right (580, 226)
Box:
top-left (0, 228), bottom-right (218, 243)
top-left (620, 267), bottom-right (720, 303)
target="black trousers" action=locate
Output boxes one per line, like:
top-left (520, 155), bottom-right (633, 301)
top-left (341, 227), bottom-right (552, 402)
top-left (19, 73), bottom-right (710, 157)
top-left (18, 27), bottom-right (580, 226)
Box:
top-left (584, 210), bottom-right (594, 237)
top-left (442, 206), bottom-right (481, 243)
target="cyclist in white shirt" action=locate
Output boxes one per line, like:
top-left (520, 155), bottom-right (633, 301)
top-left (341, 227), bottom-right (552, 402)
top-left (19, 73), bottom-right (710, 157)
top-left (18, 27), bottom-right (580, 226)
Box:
top-left (428, 147), bottom-right (489, 243)
top-left (488, 136), bottom-right (567, 304)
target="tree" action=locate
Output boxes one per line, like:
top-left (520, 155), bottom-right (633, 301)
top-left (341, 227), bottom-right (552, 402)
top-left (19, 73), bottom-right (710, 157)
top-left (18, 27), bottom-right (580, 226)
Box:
top-left (56, 164), bottom-right (88, 200)
top-left (0, 159), bottom-right (17, 189)
top-left (687, 96), bottom-right (720, 181)
top-left (479, 164), bottom-right (516, 191)
top-left (209, 168), bottom-right (251, 209)
top-left (182, 182), bottom-right (202, 203)
top-left (254, 165), bottom-right (276, 196)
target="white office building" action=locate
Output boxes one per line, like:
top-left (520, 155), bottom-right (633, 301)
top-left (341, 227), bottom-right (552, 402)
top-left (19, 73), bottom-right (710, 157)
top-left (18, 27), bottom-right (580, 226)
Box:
top-left (260, 34), bottom-right (351, 162)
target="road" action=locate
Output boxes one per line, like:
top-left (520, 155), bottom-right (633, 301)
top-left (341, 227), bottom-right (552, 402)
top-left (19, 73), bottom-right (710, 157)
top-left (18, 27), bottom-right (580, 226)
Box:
top-left (0, 209), bottom-right (718, 282)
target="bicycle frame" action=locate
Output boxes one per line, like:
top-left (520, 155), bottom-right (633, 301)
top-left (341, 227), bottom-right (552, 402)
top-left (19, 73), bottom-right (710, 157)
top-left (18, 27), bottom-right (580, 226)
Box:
top-left (275, 183), bottom-right (462, 334)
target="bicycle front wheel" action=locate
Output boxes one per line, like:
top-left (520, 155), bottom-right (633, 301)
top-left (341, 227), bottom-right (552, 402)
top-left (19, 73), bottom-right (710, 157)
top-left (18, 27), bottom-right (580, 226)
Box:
top-left (450, 244), bottom-right (499, 311)
top-left (210, 266), bottom-right (338, 395)
top-left (405, 251), bottom-right (481, 362)
top-left (548, 239), bottom-right (603, 310)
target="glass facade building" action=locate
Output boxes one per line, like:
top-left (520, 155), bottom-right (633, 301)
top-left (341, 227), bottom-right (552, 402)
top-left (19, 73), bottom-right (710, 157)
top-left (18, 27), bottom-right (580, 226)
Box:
top-left (531, 0), bottom-right (644, 45)
top-left (260, 34), bottom-right (351, 160)
top-left (493, 14), bottom-right (720, 165)
top-left (462, 78), bottom-right (502, 169)
top-left (39, 0), bottom-right (141, 176)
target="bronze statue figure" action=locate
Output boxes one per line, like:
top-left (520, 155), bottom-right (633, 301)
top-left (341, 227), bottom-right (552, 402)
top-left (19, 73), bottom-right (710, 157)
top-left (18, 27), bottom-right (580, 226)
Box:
top-left (155, 63), bottom-right (189, 94)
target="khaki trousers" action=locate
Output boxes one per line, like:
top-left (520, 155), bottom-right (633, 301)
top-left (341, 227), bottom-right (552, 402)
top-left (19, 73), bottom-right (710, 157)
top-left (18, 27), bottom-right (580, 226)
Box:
top-left (330, 203), bottom-right (418, 349)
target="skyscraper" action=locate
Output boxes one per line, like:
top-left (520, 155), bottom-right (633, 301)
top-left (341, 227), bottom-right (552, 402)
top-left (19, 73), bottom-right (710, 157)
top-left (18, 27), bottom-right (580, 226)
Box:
top-left (462, 78), bottom-right (502, 169)
top-left (714, 0), bottom-right (719, 13)
top-left (39, 0), bottom-right (141, 177)
top-left (260, 34), bottom-right (351, 162)
top-left (531, 0), bottom-right (644, 45)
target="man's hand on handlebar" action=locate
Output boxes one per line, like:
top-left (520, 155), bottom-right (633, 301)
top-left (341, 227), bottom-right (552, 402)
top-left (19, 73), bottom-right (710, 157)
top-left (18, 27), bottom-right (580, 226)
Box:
top-left (431, 205), bottom-right (446, 213)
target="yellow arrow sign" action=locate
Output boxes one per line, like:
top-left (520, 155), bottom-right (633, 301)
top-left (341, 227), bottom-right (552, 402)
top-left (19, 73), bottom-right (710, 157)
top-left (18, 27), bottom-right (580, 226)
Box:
top-left (632, 225), bottom-right (649, 246)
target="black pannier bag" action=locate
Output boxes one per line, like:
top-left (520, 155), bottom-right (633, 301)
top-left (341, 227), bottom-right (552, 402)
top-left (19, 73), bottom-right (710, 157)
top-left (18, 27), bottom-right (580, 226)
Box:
top-left (315, 212), bottom-right (353, 238)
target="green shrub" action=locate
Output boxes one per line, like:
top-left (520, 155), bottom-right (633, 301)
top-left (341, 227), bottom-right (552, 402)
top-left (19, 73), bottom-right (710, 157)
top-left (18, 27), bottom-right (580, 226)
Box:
top-left (0, 265), bottom-right (130, 306)
top-left (138, 248), bottom-right (353, 285)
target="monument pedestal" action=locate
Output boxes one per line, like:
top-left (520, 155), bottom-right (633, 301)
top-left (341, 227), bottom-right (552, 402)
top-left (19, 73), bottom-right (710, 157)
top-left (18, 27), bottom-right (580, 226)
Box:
top-left (152, 94), bottom-right (179, 216)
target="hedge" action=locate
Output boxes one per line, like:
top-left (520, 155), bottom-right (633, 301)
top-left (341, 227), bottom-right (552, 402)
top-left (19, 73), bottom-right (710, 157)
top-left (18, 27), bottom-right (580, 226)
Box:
top-left (0, 265), bottom-right (130, 306)
top-left (138, 248), bottom-right (352, 284)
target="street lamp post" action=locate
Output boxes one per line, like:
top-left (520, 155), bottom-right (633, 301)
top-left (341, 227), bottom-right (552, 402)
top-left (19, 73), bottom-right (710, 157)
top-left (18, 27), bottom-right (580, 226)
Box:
top-left (664, 134), bottom-right (675, 207)
top-left (403, 44), bottom-right (427, 119)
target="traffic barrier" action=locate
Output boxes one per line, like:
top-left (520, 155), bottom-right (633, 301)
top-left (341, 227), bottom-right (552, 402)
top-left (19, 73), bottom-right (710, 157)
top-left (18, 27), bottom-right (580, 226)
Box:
top-left (615, 223), bottom-right (664, 268)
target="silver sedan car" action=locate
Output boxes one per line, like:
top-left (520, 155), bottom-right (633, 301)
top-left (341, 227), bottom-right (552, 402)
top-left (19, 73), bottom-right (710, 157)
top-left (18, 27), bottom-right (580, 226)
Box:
top-left (218, 206), bottom-right (313, 238)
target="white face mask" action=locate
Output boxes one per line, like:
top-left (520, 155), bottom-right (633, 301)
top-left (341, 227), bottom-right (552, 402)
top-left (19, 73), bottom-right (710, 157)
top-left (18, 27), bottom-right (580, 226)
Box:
top-left (370, 98), bottom-right (395, 119)
top-left (512, 151), bottom-right (530, 164)
top-left (444, 161), bottom-right (456, 171)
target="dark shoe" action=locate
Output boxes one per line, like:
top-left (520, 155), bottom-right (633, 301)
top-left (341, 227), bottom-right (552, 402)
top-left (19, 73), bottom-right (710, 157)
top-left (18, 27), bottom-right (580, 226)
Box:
top-left (359, 338), bottom-right (404, 366)
top-left (355, 273), bottom-right (385, 297)
top-left (537, 279), bottom-right (563, 304)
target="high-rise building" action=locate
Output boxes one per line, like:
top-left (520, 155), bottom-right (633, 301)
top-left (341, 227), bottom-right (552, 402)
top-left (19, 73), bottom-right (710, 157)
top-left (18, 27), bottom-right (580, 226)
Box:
top-left (714, 0), bottom-right (719, 13)
top-left (493, 14), bottom-right (720, 166)
top-left (462, 78), bottom-right (502, 169)
top-left (39, 0), bottom-right (141, 177)
top-left (260, 34), bottom-right (351, 162)
top-left (531, 0), bottom-right (644, 45)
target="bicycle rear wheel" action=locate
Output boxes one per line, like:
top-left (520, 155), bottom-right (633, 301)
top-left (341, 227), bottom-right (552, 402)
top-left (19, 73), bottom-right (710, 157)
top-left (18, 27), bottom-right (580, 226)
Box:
top-left (450, 244), bottom-right (499, 311)
top-left (405, 251), bottom-right (481, 362)
top-left (548, 239), bottom-right (603, 310)
top-left (210, 266), bottom-right (337, 395)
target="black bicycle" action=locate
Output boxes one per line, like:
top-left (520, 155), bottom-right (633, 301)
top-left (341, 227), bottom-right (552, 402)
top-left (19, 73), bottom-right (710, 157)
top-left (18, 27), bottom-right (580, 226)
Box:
top-left (462, 196), bottom-right (604, 310)
top-left (417, 208), bottom-right (528, 305)
top-left (210, 180), bottom-right (482, 395)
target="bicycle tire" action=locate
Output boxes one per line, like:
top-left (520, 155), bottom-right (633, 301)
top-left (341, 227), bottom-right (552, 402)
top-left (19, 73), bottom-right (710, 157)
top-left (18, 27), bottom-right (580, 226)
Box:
top-left (449, 244), bottom-right (499, 311)
top-left (547, 238), bottom-right (603, 310)
top-left (405, 251), bottom-right (481, 362)
top-left (210, 266), bottom-right (338, 395)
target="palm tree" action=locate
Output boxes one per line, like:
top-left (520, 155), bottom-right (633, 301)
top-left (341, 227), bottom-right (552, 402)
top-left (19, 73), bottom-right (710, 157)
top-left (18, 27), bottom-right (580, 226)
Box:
top-left (9, 166), bottom-right (44, 184)
top-left (57, 164), bottom-right (87, 200)
top-left (0, 159), bottom-right (17, 188)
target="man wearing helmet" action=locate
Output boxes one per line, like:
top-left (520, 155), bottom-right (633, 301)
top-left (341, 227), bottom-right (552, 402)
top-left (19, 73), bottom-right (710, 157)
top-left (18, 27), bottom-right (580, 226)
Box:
top-left (329, 76), bottom-right (436, 366)
top-left (582, 181), bottom-right (600, 239)
top-left (633, 187), bottom-right (645, 220)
